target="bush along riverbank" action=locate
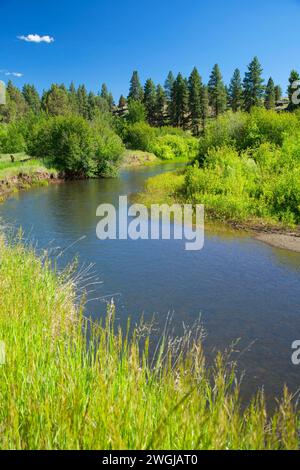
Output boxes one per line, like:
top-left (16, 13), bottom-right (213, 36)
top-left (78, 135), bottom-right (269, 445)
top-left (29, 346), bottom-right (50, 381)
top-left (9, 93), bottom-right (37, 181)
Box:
top-left (0, 113), bottom-right (197, 193)
top-left (0, 237), bottom-right (299, 450)
top-left (137, 108), bottom-right (300, 244)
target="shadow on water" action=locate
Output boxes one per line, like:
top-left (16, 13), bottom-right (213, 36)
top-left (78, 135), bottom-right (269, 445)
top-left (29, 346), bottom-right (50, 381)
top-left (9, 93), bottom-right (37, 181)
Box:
top-left (1, 162), bottom-right (300, 407)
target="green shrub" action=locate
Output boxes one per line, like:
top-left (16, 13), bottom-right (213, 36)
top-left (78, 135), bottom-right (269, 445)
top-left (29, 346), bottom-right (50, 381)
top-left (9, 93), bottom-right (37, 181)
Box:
top-left (93, 123), bottom-right (124, 176)
top-left (126, 100), bottom-right (146, 124)
top-left (0, 125), bottom-right (7, 153)
top-left (150, 134), bottom-right (199, 160)
top-left (0, 122), bottom-right (26, 153)
top-left (279, 131), bottom-right (300, 170)
top-left (262, 168), bottom-right (300, 224)
top-left (124, 122), bottom-right (156, 151)
top-left (27, 115), bottom-right (124, 177)
top-left (198, 111), bottom-right (248, 162)
top-left (197, 108), bottom-right (300, 165)
top-left (28, 115), bottom-right (96, 176)
top-left (240, 108), bottom-right (298, 149)
top-left (157, 126), bottom-right (188, 137)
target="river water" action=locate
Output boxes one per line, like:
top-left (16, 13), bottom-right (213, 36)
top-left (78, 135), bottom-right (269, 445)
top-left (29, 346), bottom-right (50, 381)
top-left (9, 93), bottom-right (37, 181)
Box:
top-left (1, 163), bottom-right (300, 404)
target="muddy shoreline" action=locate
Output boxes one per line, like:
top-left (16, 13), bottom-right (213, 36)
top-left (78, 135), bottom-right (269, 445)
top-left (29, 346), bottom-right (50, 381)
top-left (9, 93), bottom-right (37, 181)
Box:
top-left (229, 222), bottom-right (300, 253)
top-left (254, 232), bottom-right (300, 253)
top-left (0, 170), bottom-right (62, 202)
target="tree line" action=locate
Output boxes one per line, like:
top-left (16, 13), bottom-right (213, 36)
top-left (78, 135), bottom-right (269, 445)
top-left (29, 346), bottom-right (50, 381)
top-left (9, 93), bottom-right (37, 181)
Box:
top-left (1, 56), bottom-right (299, 136)
top-left (122, 57), bottom-right (291, 134)
top-left (0, 82), bottom-right (115, 124)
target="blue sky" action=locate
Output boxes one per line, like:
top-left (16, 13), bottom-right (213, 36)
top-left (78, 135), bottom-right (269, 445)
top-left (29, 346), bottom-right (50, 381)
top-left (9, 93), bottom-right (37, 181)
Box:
top-left (0, 0), bottom-right (299, 99)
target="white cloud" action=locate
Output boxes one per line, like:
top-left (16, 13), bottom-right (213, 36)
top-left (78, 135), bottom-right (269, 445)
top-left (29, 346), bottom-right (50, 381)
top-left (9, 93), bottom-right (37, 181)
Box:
top-left (6, 72), bottom-right (23, 77)
top-left (0, 70), bottom-right (23, 78)
top-left (18, 34), bottom-right (54, 44)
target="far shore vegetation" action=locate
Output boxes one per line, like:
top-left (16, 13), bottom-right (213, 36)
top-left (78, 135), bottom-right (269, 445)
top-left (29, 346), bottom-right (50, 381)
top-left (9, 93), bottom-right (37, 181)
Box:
top-left (0, 57), bottom-right (297, 183)
top-left (0, 57), bottom-right (299, 229)
top-left (138, 107), bottom-right (300, 230)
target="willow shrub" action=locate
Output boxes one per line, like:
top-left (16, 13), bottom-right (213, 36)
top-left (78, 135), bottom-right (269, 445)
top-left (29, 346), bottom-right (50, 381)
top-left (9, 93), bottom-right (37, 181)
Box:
top-left (0, 238), bottom-right (299, 450)
top-left (184, 147), bottom-right (260, 221)
top-left (149, 134), bottom-right (199, 160)
top-left (123, 122), bottom-right (157, 151)
top-left (124, 121), bottom-right (199, 161)
top-left (184, 109), bottom-right (300, 225)
top-left (0, 122), bottom-right (26, 154)
top-left (197, 108), bottom-right (299, 164)
top-left (28, 115), bottom-right (124, 177)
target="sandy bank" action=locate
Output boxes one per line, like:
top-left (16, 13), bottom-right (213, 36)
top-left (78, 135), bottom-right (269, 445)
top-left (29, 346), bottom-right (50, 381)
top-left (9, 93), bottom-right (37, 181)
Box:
top-left (255, 232), bottom-right (300, 253)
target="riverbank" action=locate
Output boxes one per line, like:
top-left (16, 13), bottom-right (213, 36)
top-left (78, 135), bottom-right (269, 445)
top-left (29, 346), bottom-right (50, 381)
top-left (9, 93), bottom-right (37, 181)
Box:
top-left (121, 149), bottom-right (190, 168)
top-left (136, 170), bottom-right (300, 253)
top-left (0, 238), bottom-right (299, 450)
top-left (0, 154), bottom-right (60, 202)
top-left (121, 149), bottom-right (159, 167)
top-left (254, 232), bottom-right (300, 253)
top-left (0, 151), bottom-right (186, 204)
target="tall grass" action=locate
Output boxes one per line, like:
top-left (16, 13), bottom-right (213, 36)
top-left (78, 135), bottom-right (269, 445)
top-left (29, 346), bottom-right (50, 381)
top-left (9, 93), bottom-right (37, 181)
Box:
top-left (0, 154), bottom-right (58, 180)
top-left (0, 238), bottom-right (299, 450)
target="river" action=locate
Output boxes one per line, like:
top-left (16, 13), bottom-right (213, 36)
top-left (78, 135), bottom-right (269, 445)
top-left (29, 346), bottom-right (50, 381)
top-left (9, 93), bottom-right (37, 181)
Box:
top-left (1, 162), bottom-right (300, 405)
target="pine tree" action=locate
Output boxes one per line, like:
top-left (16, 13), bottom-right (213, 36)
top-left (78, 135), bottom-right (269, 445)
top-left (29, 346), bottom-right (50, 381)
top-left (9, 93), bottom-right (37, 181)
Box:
top-left (76, 85), bottom-right (89, 119)
top-left (87, 91), bottom-right (97, 120)
top-left (155, 85), bottom-right (166, 127)
top-left (264, 77), bottom-right (276, 110)
top-left (42, 84), bottom-right (70, 116)
top-left (164, 71), bottom-right (175, 124)
top-left (22, 84), bottom-right (40, 114)
top-left (243, 57), bottom-right (264, 111)
top-left (287, 70), bottom-right (300, 110)
top-left (0, 81), bottom-right (26, 122)
top-left (128, 71), bottom-right (144, 102)
top-left (208, 64), bottom-right (227, 117)
top-left (117, 95), bottom-right (127, 117)
top-left (201, 85), bottom-right (209, 130)
top-left (100, 83), bottom-right (109, 101)
top-left (274, 85), bottom-right (282, 102)
top-left (107, 93), bottom-right (115, 111)
top-left (6, 80), bottom-right (27, 120)
top-left (143, 79), bottom-right (157, 125)
top-left (68, 82), bottom-right (78, 114)
top-left (171, 74), bottom-right (189, 128)
top-left (119, 95), bottom-right (127, 108)
top-left (188, 67), bottom-right (202, 135)
top-left (164, 71), bottom-right (175, 102)
top-left (228, 69), bottom-right (243, 112)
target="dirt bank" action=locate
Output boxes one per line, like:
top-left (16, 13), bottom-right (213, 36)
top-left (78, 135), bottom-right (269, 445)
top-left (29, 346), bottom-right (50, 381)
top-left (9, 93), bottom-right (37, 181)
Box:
top-left (0, 170), bottom-right (61, 202)
top-left (121, 150), bottom-right (159, 167)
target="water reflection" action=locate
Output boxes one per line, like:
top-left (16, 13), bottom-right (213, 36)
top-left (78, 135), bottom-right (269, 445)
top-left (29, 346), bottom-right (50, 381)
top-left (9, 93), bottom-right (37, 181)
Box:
top-left (0, 163), bottom-right (300, 405)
